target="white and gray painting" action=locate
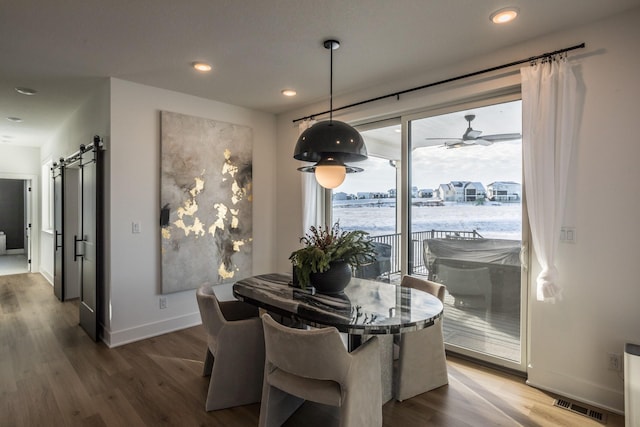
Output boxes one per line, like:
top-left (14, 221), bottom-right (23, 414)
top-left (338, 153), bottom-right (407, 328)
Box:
top-left (160, 111), bottom-right (252, 293)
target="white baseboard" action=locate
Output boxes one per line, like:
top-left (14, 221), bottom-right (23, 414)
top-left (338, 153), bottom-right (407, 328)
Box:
top-left (527, 368), bottom-right (624, 414)
top-left (102, 311), bottom-right (202, 348)
top-left (40, 269), bottom-right (54, 285)
top-left (5, 249), bottom-right (25, 255)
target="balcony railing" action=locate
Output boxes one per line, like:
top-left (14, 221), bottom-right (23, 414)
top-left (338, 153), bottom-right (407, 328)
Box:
top-left (368, 229), bottom-right (483, 276)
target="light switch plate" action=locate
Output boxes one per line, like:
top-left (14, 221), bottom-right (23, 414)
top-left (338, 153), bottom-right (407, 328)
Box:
top-left (560, 226), bottom-right (576, 243)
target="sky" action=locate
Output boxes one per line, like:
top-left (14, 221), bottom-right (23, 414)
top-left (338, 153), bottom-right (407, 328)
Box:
top-left (335, 140), bottom-right (522, 194)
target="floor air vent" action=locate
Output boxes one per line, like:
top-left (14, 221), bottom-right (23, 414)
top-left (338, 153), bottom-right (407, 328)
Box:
top-left (553, 398), bottom-right (607, 424)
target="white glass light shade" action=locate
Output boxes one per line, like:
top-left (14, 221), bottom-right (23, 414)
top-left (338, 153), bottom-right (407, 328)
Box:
top-left (315, 165), bottom-right (346, 189)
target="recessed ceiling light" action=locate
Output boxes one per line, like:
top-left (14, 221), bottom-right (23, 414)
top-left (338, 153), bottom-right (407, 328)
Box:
top-left (490, 8), bottom-right (519, 24)
top-left (7, 117), bottom-right (23, 123)
top-left (15, 87), bottom-right (37, 95)
top-left (192, 62), bottom-right (212, 72)
top-left (281, 89), bottom-right (297, 97)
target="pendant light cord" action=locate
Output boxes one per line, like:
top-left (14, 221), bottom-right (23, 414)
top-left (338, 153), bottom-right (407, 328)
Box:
top-left (329, 42), bottom-right (333, 124)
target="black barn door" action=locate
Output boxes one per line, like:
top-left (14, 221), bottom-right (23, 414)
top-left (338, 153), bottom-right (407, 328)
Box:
top-left (53, 166), bottom-right (64, 300)
top-left (77, 142), bottom-right (104, 341)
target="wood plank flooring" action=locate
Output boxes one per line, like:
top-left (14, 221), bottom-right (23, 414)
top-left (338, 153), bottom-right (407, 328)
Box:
top-left (0, 273), bottom-right (624, 426)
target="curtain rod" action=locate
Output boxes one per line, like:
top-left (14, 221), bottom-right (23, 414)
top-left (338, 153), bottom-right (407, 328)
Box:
top-left (293, 42), bottom-right (585, 123)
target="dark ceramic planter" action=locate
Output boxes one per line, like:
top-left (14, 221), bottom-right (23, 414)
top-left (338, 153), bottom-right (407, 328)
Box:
top-left (309, 261), bottom-right (352, 294)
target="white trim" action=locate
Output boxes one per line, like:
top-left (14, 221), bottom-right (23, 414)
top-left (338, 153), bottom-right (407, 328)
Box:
top-left (40, 270), bottom-right (54, 285)
top-left (102, 311), bottom-right (202, 348)
top-left (5, 249), bottom-right (25, 255)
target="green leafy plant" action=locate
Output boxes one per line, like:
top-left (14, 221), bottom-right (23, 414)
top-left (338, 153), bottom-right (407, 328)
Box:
top-left (289, 222), bottom-right (377, 288)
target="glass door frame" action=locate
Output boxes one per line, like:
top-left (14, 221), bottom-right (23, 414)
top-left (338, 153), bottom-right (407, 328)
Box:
top-left (400, 92), bottom-right (529, 372)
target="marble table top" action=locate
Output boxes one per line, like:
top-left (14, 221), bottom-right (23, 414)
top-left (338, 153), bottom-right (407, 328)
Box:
top-left (232, 273), bottom-right (443, 335)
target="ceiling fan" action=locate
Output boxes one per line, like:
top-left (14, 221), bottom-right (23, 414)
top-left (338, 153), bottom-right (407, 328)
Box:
top-left (425, 114), bottom-right (521, 149)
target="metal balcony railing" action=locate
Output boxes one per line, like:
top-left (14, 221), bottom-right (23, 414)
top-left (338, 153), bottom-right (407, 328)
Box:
top-left (368, 229), bottom-right (483, 276)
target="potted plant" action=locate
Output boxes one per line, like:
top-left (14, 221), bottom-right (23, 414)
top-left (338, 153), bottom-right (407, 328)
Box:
top-left (289, 222), bottom-right (377, 293)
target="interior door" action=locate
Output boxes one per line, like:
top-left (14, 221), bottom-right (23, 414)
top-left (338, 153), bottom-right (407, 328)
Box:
top-left (24, 181), bottom-right (32, 272)
top-left (63, 168), bottom-right (81, 299)
top-left (53, 167), bottom-right (64, 300)
top-left (78, 147), bottom-right (103, 341)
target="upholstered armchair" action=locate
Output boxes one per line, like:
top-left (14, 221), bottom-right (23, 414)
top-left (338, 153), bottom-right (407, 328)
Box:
top-left (259, 313), bottom-right (382, 427)
top-left (395, 275), bottom-right (449, 401)
top-left (196, 285), bottom-right (265, 411)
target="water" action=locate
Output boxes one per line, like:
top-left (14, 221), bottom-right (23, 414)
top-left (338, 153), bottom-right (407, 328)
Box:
top-left (333, 200), bottom-right (522, 240)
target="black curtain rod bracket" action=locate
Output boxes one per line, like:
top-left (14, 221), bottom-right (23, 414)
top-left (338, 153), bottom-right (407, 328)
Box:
top-left (293, 42), bottom-right (585, 123)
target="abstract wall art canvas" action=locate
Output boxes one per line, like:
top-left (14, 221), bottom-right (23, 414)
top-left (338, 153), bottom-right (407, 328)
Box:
top-left (160, 111), bottom-right (253, 294)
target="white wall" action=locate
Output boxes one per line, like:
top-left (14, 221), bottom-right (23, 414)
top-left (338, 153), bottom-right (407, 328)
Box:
top-left (106, 78), bottom-right (277, 347)
top-left (524, 10), bottom-right (640, 413)
top-left (0, 145), bottom-right (40, 174)
top-left (275, 8), bottom-right (640, 413)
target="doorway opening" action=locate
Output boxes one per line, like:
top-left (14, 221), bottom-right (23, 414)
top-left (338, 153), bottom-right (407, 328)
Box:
top-left (0, 178), bottom-right (31, 275)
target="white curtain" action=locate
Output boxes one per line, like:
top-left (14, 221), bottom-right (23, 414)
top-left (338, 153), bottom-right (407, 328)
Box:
top-left (521, 58), bottom-right (578, 301)
top-left (298, 120), bottom-right (325, 235)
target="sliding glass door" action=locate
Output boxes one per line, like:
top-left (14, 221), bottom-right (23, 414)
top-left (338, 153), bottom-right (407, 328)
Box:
top-left (327, 96), bottom-right (527, 370)
top-left (407, 98), bottom-right (527, 370)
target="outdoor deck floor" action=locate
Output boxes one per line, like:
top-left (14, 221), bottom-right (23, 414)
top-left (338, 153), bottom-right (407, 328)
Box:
top-left (441, 292), bottom-right (521, 362)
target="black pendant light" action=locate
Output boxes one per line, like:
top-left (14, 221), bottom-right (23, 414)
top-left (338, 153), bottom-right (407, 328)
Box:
top-left (293, 39), bottom-right (367, 189)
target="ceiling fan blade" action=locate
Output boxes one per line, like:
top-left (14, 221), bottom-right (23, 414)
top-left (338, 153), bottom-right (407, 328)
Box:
top-left (417, 138), bottom-right (463, 149)
top-left (444, 142), bottom-right (464, 149)
top-left (444, 140), bottom-right (469, 149)
top-left (481, 133), bottom-right (522, 142)
top-left (465, 129), bottom-right (482, 139)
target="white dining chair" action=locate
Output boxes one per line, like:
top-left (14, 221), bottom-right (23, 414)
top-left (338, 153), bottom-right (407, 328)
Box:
top-left (259, 313), bottom-right (382, 427)
top-left (395, 275), bottom-right (449, 401)
top-left (196, 285), bottom-right (265, 411)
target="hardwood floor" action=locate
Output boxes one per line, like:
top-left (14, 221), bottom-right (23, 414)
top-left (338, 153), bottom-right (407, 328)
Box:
top-left (0, 273), bottom-right (624, 426)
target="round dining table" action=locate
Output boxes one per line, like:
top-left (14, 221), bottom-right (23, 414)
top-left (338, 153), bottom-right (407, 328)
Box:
top-left (230, 273), bottom-right (444, 403)
top-left (232, 273), bottom-right (444, 345)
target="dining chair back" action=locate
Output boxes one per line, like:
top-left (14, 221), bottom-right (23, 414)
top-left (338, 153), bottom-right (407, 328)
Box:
top-left (196, 285), bottom-right (264, 411)
top-left (401, 274), bottom-right (446, 302)
top-left (395, 275), bottom-right (449, 401)
top-left (259, 313), bottom-right (382, 427)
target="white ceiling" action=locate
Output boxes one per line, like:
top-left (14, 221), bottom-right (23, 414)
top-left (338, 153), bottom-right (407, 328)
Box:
top-left (2, 0), bottom-right (639, 148)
